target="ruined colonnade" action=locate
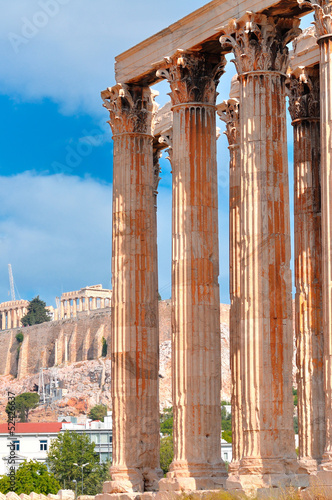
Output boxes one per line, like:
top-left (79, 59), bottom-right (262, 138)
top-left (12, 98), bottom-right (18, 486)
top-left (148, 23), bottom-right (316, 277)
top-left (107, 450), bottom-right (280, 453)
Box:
top-left (0, 300), bottom-right (29, 331)
top-left (58, 284), bottom-right (112, 320)
top-left (100, 0), bottom-right (332, 495)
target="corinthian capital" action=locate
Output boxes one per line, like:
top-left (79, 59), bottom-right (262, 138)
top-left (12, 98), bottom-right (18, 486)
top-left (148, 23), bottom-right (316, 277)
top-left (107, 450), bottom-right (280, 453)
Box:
top-left (287, 67), bottom-right (320, 121)
top-left (298, 0), bottom-right (332, 37)
top-left (220, 12), bottom-right (301, 75)
top-left (101, 84), bottom-right (158, 136)
top-left (217, 99), bottom-right (240, 146)
top-left (156, 50), bottom-right (226, 106)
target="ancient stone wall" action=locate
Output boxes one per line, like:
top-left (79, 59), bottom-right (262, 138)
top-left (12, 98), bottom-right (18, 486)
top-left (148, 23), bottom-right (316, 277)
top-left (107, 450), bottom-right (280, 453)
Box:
top-left (0, 309), bottom-right (112, 379)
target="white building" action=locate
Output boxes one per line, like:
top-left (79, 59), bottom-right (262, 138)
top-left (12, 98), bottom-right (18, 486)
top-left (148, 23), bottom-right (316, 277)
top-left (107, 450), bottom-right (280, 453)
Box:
top-left (0, 413), bottom-right (113, 476)
top-left (0, 422), bottom-right (62, 475)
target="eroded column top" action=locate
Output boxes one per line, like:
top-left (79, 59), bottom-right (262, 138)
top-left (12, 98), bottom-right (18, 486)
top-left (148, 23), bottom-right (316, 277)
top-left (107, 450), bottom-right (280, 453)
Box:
top-left (101, 83), bottom-right (159, 136)
top-left (220, 12), bottom-right (301, 75)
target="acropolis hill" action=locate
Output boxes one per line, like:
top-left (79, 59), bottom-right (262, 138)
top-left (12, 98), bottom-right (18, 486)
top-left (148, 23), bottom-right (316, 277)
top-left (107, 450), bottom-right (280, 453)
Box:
top-left (0, 297), bottom-right (232, 424)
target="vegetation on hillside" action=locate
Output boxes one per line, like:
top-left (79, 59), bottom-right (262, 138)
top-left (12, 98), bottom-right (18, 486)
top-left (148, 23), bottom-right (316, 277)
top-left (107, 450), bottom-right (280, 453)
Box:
top-left (5, 392), bottom-right (40, 423)
top-left (21, 296), bottom-right (52, 326)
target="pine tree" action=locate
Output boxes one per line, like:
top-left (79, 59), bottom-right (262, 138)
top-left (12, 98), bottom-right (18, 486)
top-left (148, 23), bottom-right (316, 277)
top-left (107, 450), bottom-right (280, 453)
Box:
top-left (21, 296), bottom-right (52, 326)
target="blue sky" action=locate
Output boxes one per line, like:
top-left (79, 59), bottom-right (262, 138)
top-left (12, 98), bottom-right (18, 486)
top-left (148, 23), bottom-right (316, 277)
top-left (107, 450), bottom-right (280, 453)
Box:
top-left (0, 1), bottom-right (314, 306)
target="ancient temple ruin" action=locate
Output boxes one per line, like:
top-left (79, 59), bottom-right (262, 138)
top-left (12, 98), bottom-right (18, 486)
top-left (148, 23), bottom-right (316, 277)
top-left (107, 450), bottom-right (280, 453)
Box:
top-left (99, 0), bottom-right (332, 496)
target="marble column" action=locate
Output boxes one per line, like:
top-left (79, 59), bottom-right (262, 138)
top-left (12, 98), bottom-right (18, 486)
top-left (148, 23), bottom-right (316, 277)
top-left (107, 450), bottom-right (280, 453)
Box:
top-left (217, 97), bottom-right (242, 474)
top-left (73, 299), bottom-right (77, 317)
top-left (220, 13), bottom-right (300, 488)
top-left (288, 66), bottom-right (325, 472)
top-left (60, 300), bottom-right (64, 319)
top-left (8, 310), bottom-right (12, 330)
top-left (101, 83), bottom-right (161, 493)
top-left (100, 298), bottom-right (105, 309)
top-left (157, 51), bottom-right (227, 490)
top-left (2, 312), bottom-right (5, 330)
top-left (92, 297), bottom-right (97, 310)
top-left (85, 297), bottom-right (90, 312)
top-left (299, 0), bottom-right (332, 472)
top-left (12, 310), bottom-right (17, 329)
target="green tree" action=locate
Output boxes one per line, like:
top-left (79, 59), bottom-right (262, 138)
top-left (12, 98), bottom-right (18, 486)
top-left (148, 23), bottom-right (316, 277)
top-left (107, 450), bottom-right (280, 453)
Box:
top-left (88, 404), bottom-right (107, 422)
top-left (160, 407), bottom-right (173, 436)
top-left (293, 387), bottom-right (298, 407)
top-left (0, 461), bottom-right (60, 495)
top-left (160, 436), bottom-right (173, 475)
top-left (221, 403), bottom-right (232, 443)
top-left (0, 475), bottom-right (11, 494)
top-left (15, 331), bottom-right (24, 343)
top-left (47, 431), bottom-right (110, 495)
top-left (21, 296), bottom-right (52, 326)
top-left (5, 392), bottom-right (40, 423)
top-left (101, 337), bottom-right (107, 357)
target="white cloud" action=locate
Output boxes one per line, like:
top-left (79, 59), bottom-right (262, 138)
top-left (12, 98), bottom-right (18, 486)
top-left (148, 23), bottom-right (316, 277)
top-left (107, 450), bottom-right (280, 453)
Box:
top-left (0, 172), bottom-right (113, 305)
top-left (0, 0), bottom-right (210, 116)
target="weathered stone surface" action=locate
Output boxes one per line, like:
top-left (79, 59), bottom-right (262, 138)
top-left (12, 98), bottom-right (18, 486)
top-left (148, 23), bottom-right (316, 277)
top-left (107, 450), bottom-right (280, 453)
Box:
top-left (57, 492), bottom-right (75, 500)
top-left (102, 84), bottom-right (161, 492)
top-left (220, 12), bottom-right (299, 486)
top-left (218, 89), bottom-right (241, 475)
top-left (157, 50), bottom-right (227, 489)
top-left (6, 495), bottom-right (20, 500)
top-left (114, 0), bottom-right (310, 84)
top-left (288, 66), bottom-right (325, 473)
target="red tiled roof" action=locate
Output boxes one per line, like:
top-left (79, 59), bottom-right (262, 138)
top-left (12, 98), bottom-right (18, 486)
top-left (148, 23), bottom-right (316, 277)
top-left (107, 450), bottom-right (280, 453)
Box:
top-left (0, 422), bottom-right (62, 434)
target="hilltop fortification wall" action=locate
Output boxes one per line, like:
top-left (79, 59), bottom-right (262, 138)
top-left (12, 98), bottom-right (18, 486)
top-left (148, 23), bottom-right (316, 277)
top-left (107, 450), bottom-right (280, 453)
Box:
top-left (0, 309), bottom-right (112, 379)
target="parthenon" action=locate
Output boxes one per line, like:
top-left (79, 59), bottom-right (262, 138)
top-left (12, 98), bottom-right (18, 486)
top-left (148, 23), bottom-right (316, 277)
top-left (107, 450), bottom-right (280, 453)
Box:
top-left (98, 0), bottom-right (332, 497)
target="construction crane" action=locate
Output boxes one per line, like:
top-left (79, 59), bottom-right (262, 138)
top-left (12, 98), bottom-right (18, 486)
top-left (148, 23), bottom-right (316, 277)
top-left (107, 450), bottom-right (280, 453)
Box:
top-left (8, 264), bottom-right (15, 301)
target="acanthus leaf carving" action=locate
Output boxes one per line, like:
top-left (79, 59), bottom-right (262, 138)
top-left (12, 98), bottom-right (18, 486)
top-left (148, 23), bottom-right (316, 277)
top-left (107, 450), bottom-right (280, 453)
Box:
top-left (101, 83), bottom-right (159, 136)
top-left (220, 12), bottom-right (301, 75)
top-left (298, 0), bottom-right (332, 38)
top-left (217, 99), bottom-right (240, 147)
top-left (156, 50), bottom-right (226, 106)
top-left (287, 67), bottom-right (320, 121)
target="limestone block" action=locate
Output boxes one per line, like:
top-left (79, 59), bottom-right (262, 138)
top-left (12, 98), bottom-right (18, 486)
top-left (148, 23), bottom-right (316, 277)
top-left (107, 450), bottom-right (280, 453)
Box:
top-left (158, 478), bottom-right (196, 492)
top-left (103, 481), bottom-right (143, 495)
top-left (309, 470), bottom-right (332, 486)
top-left (29, 494), bottom-right (38, 500)
top-left (39, 494), bottom-right (48, 500)
top-left (77, 496), bottom-right (95, 500)
top-left (0, 494), bottom-right (6, 500)
top-left (47, 495), bottom-right (60, 500)
top-left (19, 495), bottom-right (30, 500)
top-left (7, 494), bottom-right (20, 500)
top-left (57, 491), bottom-right (75, 500)
top-left (96, 495), bottom-right (139, 500)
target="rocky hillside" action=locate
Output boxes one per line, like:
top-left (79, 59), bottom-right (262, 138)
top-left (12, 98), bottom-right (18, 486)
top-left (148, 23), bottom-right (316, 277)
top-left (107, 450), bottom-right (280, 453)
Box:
top-left (0, 300), bottom-right (297, 424)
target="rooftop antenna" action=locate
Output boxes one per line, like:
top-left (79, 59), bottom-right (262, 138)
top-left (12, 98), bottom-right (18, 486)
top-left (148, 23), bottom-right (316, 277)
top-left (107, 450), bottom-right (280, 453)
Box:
top-left (8, 264), bottom-right (15, 301)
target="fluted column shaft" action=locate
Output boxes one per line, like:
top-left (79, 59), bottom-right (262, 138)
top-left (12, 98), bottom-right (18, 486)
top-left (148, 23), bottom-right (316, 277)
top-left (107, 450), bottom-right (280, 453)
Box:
top-left (157, 51), bottom-right (227, 486)
top-left (218, 98), bottom-right (242, 472)
top-left (288, 67), bottom-right (324, 470)
top-left (319, 34), bottom-right (332, 467)
top-left (102, 84), bottom-right (160, 492)
top-left (295, 118), bottom-right (324, 464)
top-left (2, 313), bottom-right (5, 330)
top-left (220, 13), bottom-right (300, 478)
top-left (172, 103), bottom-right (221, 471)
top-left (298, 0), bottom-right (332, 469)
top-left (240, 71), bottom-right (295, 471)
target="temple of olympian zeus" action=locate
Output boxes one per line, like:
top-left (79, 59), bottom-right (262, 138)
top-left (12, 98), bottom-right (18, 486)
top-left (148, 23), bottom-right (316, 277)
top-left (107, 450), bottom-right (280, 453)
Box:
top-left (97, 0), bottom-right (332, 496)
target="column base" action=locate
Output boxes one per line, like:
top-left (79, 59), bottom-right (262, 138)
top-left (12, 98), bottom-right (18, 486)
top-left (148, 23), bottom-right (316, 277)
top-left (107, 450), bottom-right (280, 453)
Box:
top-left (105, 467), bottom-right (163, 493)
top-left (227, 473), bottom-right (309, 494)
top-left (319, 452), bottom-right (332, 471)
top-left (298, 457), bottom-right (319, 474)
top-left (159, 460), bottom-right (227, 491)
